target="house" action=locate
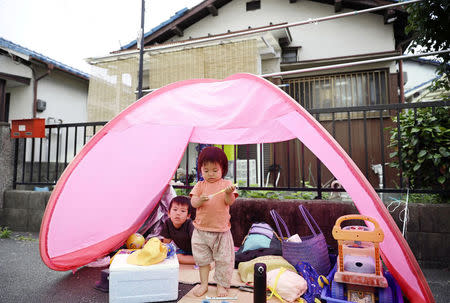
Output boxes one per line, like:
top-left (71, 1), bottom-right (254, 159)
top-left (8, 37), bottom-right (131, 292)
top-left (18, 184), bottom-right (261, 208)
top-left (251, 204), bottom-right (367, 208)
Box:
top-left (0, 37), bottom-right (89, 124)
top-left (403, 57), bottom-right (449, 102)
top-left (0, 37), bottom-right (90, 178)
top-left (87, 0), bottom-right (412, 190)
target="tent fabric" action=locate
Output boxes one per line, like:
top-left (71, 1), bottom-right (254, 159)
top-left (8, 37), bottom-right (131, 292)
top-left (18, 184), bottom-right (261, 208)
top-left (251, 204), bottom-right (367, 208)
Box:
top-left (39, 73), bottom-right (433, 303)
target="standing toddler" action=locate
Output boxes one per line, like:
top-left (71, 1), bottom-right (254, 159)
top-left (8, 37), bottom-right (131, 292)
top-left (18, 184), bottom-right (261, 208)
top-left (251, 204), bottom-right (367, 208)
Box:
top-left (190, 146), bottom-right (238, 297)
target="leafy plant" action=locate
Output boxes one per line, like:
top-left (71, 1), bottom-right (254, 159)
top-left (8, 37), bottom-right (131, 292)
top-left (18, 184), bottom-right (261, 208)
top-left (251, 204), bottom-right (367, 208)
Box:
top-left (388, 106), bottom-right (450, 197)
top-left (174, 188), bottom-right (190, 196)
top-left (406, 1), bottom-right (450, 91)
top-left (409, 193), bottom-right (442, 204)
top-left (0, 227), bottom-right (12, 239)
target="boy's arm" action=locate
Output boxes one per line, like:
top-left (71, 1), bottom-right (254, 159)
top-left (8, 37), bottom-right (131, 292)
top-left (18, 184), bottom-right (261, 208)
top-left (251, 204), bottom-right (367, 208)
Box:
top-left (162, 237), bottom-right (172, 244)
top-left (159, 219), bottom-right (171, 239)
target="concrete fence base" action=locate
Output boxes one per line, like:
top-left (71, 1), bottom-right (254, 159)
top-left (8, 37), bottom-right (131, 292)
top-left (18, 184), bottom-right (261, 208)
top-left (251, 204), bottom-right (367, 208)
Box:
top-left (1, 190), bottom-right (448, 268)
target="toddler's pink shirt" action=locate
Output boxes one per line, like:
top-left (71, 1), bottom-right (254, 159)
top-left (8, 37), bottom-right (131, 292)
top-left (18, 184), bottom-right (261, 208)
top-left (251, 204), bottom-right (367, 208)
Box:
top-left (190, 179), bottom-right (238, 232)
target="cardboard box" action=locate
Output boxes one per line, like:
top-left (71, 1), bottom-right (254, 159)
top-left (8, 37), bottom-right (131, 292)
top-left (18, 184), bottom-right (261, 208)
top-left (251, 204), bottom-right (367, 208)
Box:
top-left (109, 254), bottom-right (179, 303)
top-left (11, 118), bottom-right (46, 138)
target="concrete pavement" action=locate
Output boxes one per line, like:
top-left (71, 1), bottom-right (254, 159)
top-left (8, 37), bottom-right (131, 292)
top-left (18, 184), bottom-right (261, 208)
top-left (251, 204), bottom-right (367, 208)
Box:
top-left (0, 232), bottom-right (192, 303)
top-left (0, 232), bottom-right (449, 303)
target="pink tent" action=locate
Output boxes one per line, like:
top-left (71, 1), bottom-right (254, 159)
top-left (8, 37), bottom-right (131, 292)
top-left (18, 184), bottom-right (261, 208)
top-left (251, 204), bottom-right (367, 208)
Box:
top-left (39, 73), bottom-right (433, 303)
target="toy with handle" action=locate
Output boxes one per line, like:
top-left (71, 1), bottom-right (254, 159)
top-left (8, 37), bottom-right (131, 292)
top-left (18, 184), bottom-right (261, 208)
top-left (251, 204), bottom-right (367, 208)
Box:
top-left (332, 214), bottom-right (386, 283)
top-left (207, 183), bottom-right (238, 199)
top-left (332, 215), bottom-right (384, 243)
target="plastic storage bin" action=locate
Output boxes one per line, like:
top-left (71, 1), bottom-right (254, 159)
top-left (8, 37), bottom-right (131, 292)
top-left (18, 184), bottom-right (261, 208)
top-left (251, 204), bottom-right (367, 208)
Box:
top-left (109, 254), bottom-right (179, 303)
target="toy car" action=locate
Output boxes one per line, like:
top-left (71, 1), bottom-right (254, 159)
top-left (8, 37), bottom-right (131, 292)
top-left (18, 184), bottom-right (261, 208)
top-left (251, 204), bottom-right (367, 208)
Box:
top-left (328, 215), bottom-right (394, 303)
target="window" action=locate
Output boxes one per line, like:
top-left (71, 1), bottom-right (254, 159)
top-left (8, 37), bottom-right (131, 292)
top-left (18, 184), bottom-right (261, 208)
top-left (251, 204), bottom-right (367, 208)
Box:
top-left (246, 1), bottom-right (261, 11)
top-left (282, 48), bottom-right (298, 63)
top-left (283, 70), bottom-right (389, 109)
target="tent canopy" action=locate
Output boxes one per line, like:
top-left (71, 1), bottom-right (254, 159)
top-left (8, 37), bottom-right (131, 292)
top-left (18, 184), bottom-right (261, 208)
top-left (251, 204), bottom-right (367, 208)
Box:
top-left (39, 73), bottom-right (433, 303)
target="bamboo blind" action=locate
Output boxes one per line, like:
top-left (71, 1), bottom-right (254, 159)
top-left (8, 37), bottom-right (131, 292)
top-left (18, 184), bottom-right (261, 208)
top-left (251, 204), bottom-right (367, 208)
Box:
top-left (87, 39), bottom-right (258, 122)
top-left (149, 39), bottom-right (258, 88)
top-left (87, 56), bottom-right (139, 122)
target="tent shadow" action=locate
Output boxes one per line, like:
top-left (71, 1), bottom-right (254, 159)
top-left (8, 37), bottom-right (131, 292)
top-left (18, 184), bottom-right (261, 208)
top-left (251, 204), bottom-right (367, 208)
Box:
top-left (44, 266), bottom-right (109, 302)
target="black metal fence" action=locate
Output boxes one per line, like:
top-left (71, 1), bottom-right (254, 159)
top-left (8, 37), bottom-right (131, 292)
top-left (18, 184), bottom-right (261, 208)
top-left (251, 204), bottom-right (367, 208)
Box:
top-left (13, 121), bottom-right (106, 189)
top-left (13, 101), bottom-right (449, 198)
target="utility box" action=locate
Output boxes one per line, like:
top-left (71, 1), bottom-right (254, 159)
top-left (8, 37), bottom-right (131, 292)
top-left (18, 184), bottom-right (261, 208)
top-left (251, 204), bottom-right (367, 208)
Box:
top-left (11, 118), bottom-right (46, 138)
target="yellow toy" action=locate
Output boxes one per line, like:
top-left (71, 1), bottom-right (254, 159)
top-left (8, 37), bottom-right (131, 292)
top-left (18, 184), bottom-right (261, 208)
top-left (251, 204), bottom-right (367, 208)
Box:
top-left (126, 233), bottom-right (145, 249)
top-left (331, 215), bottom-right (392, 303)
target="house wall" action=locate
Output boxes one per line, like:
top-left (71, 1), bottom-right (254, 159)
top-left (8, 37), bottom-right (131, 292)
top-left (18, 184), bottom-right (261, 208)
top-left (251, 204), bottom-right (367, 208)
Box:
top-left (35, 69), bottom-right (88, 123)
top-left (6, 84), bottom-right (33, 118)
top-left (272, 118), bottom-right (398, 191)
top-left (0, 54), bottom-right (32, 79)
top-left (170, 0), bottom-right (396, 61)
top-left (7, 66), bottom-right (88, 123)
top-left (403, 60), bottom-right (438, 92)
top-left (6, 65), bottom-right (88, 164)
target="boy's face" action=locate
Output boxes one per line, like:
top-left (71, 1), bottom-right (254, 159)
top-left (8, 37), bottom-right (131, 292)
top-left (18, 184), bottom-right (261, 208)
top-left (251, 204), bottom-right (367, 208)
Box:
top-left (168, 202), bottom-right (190, 229)
top-left (201, 161), bottom-right (222, 183)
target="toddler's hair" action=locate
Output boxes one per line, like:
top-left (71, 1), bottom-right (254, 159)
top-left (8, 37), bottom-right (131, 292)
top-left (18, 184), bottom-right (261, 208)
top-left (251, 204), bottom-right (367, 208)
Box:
top-left (198, 146), bottom-right (228, 177)
top-left (169, 196), bottom-right (192, 214)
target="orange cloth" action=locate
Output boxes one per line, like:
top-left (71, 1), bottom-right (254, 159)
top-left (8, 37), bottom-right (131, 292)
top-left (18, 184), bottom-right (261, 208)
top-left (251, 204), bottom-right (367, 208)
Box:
top-left (190, 179), bottom-right (238, 232)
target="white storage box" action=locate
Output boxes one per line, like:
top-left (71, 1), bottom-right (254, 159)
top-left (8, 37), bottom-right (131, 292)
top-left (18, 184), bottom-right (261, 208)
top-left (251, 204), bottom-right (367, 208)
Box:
top-left (109, 254), bottom-right (179, 303)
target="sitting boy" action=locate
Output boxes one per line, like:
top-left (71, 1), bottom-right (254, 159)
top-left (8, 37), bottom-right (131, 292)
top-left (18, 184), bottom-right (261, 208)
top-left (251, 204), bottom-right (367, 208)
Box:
top-left (160, 196), bottom-right (196, 264)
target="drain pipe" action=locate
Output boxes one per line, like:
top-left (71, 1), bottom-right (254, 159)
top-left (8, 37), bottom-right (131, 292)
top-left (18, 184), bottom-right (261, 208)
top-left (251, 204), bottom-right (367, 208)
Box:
top-left (32, 63), bottom-right (53, 118)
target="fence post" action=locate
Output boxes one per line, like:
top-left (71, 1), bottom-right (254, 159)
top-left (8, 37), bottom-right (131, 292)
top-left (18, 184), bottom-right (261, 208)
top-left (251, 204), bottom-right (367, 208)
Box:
top-left (316, 158), bottom-right (322, 199)
top-left (0, 122), bottom-right (14, 209)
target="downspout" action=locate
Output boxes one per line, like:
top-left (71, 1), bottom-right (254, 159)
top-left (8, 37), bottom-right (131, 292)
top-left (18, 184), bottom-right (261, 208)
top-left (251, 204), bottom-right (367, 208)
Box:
top-left (398, 55), bottom-right (405, 103)
top-left (32, 63), bottom-right (54, 118)
top-left (396, 37), bottom-right (413, 104)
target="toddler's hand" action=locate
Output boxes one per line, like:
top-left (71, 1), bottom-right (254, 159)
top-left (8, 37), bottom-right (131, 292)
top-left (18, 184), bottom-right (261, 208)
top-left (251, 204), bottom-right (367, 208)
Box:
top-left (200, 195), bottom-right (209, 202)
top-left (224, 184), bottom-right (236, 194)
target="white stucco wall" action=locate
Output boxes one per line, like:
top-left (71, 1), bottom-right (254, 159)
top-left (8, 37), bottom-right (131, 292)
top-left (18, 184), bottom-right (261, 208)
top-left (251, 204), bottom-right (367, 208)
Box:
top-left (7, 67), bottom-right (88, 123)
top-left (170, 0), bottom-right (396, 61)
top-left (403, 60), bottom-right (438, 92)
top-left (34, 69), bottom-right (88, 123)
top-left (0, 55), bottom-right (32, 79)
top-left (5, 63), bottom-right (88, 164)
top-left (6, 85), bottom-right (34, 119)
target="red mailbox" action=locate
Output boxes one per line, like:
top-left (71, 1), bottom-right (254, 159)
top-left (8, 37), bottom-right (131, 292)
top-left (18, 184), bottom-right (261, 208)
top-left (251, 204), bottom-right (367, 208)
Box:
top-left (11, 118), bottom-right (46, 138)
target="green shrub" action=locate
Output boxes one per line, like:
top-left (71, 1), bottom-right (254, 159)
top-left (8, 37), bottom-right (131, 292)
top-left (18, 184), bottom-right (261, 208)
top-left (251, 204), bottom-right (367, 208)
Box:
top-left (388, 106), bottom-right (450, 199)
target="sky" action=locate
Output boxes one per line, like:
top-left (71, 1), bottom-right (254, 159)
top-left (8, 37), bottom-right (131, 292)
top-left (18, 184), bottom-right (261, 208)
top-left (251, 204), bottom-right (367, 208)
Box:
top-left (0, 0), bottom-right (203, 74)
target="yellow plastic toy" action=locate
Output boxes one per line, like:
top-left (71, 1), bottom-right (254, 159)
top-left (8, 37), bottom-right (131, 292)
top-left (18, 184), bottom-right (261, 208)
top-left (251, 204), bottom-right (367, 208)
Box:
top-left (126, 233), bottom-right (145, 249)
top-left (331, 215), bottom-right (391, 303)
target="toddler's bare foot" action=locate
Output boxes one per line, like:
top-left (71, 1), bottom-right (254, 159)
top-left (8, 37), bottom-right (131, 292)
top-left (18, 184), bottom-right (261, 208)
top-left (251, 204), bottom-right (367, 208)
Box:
top-left (193, 284), bottom-right (208, 297)
top-left (216, 285), bottom-right (228, 297)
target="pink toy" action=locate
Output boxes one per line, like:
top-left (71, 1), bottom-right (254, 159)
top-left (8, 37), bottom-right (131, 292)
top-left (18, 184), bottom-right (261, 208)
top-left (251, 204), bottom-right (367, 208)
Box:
top-left (39, 73), bottom-right (433, 303)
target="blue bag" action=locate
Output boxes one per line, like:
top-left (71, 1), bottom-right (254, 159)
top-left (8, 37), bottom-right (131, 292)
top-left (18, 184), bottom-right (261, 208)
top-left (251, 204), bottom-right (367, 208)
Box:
top-left (295, 261), bottom-right (329, 303)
